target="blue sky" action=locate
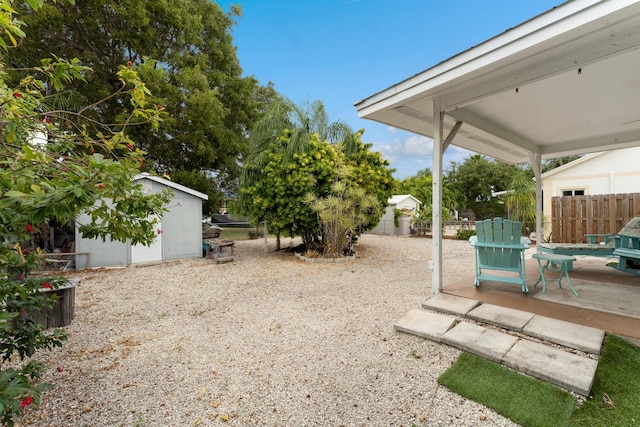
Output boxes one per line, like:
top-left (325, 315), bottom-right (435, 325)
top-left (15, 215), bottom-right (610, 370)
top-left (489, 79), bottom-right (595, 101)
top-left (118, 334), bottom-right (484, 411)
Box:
top-left (215, 0), bottom-right (561, 179)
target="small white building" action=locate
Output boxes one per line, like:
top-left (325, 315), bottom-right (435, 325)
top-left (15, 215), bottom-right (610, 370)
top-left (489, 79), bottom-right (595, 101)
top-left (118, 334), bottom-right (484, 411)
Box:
top-left (541, 146), bottom-right (640, 222)
top-left (74, 173), bottom-right (208, 268)
top-left (369, 194), bottom-right (422, 235)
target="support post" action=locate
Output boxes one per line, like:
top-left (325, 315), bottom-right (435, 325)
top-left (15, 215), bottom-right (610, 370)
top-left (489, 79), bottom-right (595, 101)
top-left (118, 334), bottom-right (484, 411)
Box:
top-left (529, 152), bottom-right (543, 248)
top-left (432, 98), bottom-right (444, 294)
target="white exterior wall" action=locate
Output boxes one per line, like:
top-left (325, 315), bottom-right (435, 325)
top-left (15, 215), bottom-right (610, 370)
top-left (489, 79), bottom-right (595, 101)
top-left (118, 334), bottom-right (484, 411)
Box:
top-left (542, 147), bottom-right (640, 223)
top-left (369, 195), bottom-right (421, 235)
top-left (74, 176), bottom-right (206, 268)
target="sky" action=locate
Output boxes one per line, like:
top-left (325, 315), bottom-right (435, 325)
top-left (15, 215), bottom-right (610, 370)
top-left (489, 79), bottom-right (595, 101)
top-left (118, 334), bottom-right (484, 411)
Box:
top-left (214, 0), bottom-right (562, 179)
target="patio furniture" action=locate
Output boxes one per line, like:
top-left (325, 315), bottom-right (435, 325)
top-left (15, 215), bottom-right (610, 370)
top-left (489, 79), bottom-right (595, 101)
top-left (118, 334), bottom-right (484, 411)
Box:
top-left (469, 218), bottom-right (531, 294)
top-left (608, 217), bottom-right (640, 275)
top-left (203, 238), bottom-right (235, 263)
top-left (532, 253), bottom-right (579, 296)
top-left (539, 217), bottom-right (640, 271)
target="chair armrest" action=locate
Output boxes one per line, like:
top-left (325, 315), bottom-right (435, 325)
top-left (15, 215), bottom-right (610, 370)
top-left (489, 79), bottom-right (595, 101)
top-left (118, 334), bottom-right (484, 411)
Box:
top-left (469, 235), bottom-right (530, 249)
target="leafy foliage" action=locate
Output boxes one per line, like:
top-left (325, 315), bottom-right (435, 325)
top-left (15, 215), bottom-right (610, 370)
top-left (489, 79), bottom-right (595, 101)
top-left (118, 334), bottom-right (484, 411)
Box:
top-left (11, 0), bottom-right (278, 213)
top-left (447, 155), bottom-right (519, 219)
top-left (0, 1), bottom-right (172, 424)
top-left (240, 99), bottom-right (394, 254)
top-left (307, 171), bottom-right (381, 258)
top-left (504, 170), bottom-right (536, 234)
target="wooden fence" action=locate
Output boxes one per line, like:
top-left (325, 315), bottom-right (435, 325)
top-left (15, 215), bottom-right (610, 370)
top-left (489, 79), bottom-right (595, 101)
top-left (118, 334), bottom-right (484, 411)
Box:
top-left (551, 193), bottom-right (640, 243)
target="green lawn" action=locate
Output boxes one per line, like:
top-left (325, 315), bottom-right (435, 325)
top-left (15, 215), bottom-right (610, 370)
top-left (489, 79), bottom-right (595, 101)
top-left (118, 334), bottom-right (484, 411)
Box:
top-left (438, 352), bottom-right (576, 427)
top-left (438, 335), bottom-right (640, 427)
top-left (571, 335), bottom-right (640, 426)
top-left (218, 227), bottom-right (255, 241)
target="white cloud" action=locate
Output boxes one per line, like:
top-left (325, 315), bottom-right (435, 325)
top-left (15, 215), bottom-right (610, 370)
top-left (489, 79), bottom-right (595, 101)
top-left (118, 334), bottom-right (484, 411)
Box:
top-left (365, 128), bottom-right (474, 179)
top-left (403, 135), bottom-right (433, 156)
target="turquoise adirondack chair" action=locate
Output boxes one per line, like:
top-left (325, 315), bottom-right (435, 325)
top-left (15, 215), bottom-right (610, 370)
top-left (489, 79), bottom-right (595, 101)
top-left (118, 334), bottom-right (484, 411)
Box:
top-left (469, 218), bottom-right (531, 293)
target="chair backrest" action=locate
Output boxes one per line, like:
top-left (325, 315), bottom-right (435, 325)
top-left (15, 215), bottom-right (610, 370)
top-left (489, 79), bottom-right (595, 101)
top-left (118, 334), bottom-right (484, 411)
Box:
top-left (475, 218), bottom-right (524, 268)
top-left (617, 217), bottom-right (640, 249)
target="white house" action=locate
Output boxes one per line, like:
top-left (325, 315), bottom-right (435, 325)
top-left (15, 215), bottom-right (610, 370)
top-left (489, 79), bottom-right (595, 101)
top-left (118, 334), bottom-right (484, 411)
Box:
top-left (541, 146), bottom-right (640, 223)
top-left (369, 194), bottom-right (422, 235)
top-left (74, 173), bottom-right (208, 268)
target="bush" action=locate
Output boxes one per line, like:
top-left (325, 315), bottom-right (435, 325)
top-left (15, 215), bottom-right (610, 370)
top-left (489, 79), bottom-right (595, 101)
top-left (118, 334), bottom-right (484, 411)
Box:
top-left (456, 229), bottom-right (476, 240)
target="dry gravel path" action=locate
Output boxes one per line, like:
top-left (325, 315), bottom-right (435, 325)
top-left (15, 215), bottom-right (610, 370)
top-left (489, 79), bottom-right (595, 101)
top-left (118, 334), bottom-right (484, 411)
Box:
top-left (19, 234), bottom-right (518, 427)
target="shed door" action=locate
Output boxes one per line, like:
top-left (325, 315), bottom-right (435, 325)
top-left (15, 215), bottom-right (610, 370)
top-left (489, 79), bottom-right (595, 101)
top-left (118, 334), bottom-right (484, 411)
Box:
top-left (131, 218), bottom-right (163, 264)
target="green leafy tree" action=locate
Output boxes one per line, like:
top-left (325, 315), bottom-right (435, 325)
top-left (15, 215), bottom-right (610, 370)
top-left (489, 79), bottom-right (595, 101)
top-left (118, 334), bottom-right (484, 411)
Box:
top-left (241, 134), bottom-right (339, 247)
top-left (241, 98), bottom-right (356, 196)
top-left (394, 169), bottom-right (462, 222)
top-left (447, 155), bottom-right (519, 219)
top-left (11, 0), bottom-right (277, 211)
top-left (542, 155), bottom-right (583, 173)
top-left (241, 130), bottom-right (394, 252)
top-left (504, 170), bottom-right (536, 234)
top-left (306, 176), bottom-right (380, 259)
top-left (0, 1), bottom-right (171, 424)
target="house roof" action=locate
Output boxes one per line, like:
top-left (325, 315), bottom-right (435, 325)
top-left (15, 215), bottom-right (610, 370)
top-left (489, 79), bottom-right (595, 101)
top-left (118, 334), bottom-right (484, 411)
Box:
top-left (388, 194), bottom-right (422, 206)
top-left (354, 0), bottom-right (640, 164)
top-left (134, 172), bottom-right (208, 200)
top-left (540, 145), bottom-right (640, 179)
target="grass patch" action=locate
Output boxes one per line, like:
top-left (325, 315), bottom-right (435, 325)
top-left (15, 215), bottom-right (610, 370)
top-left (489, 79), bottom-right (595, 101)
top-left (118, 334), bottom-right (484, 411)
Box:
top-left (571, 335), bottom-right (640, 426)
top-left (218, 227), bottom-right (255, 241)
top-left (438, 352), bottom-right (576, 427)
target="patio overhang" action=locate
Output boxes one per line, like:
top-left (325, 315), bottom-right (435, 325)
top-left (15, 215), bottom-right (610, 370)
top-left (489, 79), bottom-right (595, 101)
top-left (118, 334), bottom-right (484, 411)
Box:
top-left (354, 0), bottom-right (640, 292)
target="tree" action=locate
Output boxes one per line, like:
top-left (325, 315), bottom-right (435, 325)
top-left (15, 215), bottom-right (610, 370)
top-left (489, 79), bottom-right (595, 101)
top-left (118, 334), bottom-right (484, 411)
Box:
top-left (239, 98), bottom-right (381, 250)
top-left (241, 98), bottom-right (356, 193)
top-left (504, 171), bottom-right (536, 234)
top-left (240, 129), bottom-right (394, 253)
top-left (11, 0), bottom-right (277, 211)
top-left (241, 134), bottom-right (338, 247)
top-left (1, 1), bottom-right (171, 423)
top-left (394, 169), bottom-right (463, 222)
top-left (542, 155), bottom-right (583, 173)
top-left (306, 176), bottom-right (380, 259)
top-left (447, 155), bottom-right (519, 219)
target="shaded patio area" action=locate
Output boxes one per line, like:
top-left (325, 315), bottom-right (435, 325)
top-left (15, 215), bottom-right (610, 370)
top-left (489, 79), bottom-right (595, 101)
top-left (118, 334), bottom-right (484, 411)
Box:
top-left (443, 255), bottom-right (640, 340)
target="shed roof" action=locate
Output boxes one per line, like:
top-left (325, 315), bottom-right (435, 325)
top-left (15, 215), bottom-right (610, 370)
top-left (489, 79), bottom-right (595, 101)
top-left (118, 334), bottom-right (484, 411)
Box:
top-left (388, 194), bottom-right (422, 206)
top-left (134, 173), bottom-right (208, 200)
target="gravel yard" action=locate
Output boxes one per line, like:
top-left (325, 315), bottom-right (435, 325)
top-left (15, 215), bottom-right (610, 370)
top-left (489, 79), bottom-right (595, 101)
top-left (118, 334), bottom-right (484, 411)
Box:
top-left (18, 234), bottom-right (518, 427)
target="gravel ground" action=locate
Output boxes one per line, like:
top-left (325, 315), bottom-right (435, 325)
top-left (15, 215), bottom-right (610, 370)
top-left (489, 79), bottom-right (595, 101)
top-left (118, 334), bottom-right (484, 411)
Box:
top-left (18, 234), bottom-right (518, 427)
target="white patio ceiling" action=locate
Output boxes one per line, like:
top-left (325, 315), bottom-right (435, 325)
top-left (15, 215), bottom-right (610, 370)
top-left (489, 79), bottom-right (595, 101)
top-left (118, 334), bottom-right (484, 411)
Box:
top-left (354, 0), bottom-right (640, 293)
top-left (355, 0), bottom-right (640, 164)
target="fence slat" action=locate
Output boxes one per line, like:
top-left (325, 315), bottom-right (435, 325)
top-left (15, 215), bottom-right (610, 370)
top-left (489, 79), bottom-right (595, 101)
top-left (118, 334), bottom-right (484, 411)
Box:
top-left (551, 193), bottom-right (640, 243)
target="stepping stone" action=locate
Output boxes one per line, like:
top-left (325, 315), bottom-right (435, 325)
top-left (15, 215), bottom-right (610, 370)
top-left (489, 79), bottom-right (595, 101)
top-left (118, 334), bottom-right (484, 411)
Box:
top-left (503, 339), bottom-right (598, 396)
top-left (467, 303), bottom-right (535, 332)
top-left (422, 293), bottom-right (480, 316)
top-left (523, 315), bottom-right (605, 354)
top-left (394, 309), bottom-right (457, 342)
top-left (442, 322), bottom-right (518, 363)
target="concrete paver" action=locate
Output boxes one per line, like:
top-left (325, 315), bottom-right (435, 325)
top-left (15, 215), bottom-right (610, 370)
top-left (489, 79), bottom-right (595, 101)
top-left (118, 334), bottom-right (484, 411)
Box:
top-left (523, 315), bottom-right (605, 354)
top-left (466, 303), bottom-right (535, 332)
top-left (395, 295), bottom-right (605, 396)
top-left (422, 293), bottom-right (480, 316)
top-left (393, 309), bottom-right (457, 342)
top-left (502, 338), bottom-right (598, 396)
top-left (442, 321), bottom-right (518, 363)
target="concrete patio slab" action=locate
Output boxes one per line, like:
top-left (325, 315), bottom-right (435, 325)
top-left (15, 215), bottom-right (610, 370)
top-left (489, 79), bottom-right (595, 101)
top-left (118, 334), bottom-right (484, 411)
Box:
top-left (503, 339), bottom-right (598, 396)
top-left (442, 321), bottom-right (517, 363)
top-left (523, 315), bottom-right (605, 354)
top-left (394, 309), bottom-right (457, 342)
top-left (422, 293), bottom-right (480, 316)
top-left (467, 303), bottom-right (535, 332)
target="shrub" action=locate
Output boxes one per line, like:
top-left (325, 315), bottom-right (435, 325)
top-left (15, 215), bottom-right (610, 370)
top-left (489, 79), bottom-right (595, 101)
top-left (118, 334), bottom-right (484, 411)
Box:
top-left (456, 229), bottom-right (476, 240)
